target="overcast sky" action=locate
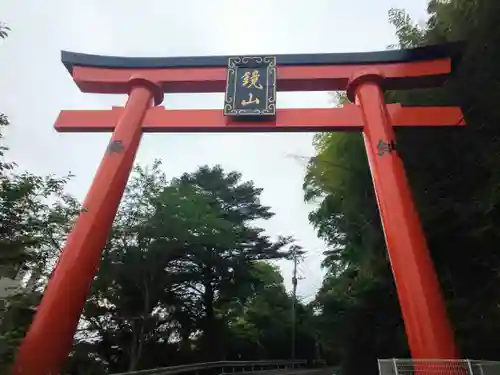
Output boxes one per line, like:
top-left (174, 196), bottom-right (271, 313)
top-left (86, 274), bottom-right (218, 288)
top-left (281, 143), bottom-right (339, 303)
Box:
top-left (0, 0), bottom-right (429, 301)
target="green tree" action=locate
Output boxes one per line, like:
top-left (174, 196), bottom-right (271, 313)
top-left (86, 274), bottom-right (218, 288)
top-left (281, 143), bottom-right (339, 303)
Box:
top-left (0, 115), bottom-right (79, 372)
top-left (225, 261), bottom-right (316, 361)
top-left (170, 165), bottom-right (293, 361)
top-left (0, 24), bottom-right (80, 371)
top-left (0, 129), bottom-right (79, 371)
top-left (385, 0), bottom-right (500, 360)
top-left (75, 162), bottom-right (294, 373)
top-left (306, 1), bottom-right (500, 374)
top-left (225, 262), bottom-right (291, 359)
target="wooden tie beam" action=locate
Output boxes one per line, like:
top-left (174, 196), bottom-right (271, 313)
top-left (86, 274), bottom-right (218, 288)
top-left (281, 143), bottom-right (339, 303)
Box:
top-left (55, 105), bottom-right (464, 133)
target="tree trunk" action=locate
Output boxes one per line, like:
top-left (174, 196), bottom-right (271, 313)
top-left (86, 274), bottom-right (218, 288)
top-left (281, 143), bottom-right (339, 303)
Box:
top-left (180, 326), bottom-right (191, 355)
top-left (203, 283), bottom-right (220, 361)
top-left (128, 325), bottom-right (140, 371)
top-left (127, 281), bottom-right (150, 371)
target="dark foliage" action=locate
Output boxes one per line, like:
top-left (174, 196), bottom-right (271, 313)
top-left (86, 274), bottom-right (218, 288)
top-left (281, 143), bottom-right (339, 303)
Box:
top-left (305, 2), bottom-right (500, 374)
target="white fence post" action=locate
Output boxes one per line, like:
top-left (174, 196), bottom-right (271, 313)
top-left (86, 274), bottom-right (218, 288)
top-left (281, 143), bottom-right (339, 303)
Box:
top-left (392, 358), bottom-right (398, 375)
top-left (467, 360), bottom-right (474, 375)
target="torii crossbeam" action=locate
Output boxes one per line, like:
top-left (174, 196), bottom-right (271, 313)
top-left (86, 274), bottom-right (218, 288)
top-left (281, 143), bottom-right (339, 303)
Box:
top-left (12, 43), bottom-right (465, 375)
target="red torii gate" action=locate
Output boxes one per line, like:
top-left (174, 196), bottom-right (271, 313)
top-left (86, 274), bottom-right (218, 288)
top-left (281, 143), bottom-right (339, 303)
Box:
top-left (12, 43), bottom-right (464, 375)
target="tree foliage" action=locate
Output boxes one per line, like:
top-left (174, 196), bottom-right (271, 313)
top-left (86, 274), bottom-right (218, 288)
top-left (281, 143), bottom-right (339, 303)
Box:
top-left (65, 162), bottom-right (312, 374)
top-left (0, 27), bottom-right (80, 368)
top-left (0, 22), bottom-right (9, 40)
top-left (305, 1), bottom-right (500, 374)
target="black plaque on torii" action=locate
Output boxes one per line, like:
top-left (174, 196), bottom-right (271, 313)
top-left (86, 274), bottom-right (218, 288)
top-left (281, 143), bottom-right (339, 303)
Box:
top-left (224, 56), bottom-right (277, 121)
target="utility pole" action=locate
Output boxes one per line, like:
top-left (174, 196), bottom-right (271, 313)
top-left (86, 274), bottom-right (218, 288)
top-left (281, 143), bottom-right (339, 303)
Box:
top-left (291, 245), bottom-right (299, 361)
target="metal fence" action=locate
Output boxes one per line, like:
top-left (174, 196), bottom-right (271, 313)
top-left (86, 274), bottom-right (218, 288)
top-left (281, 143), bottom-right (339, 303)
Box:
top-left (378, 359), bottom-right (500, 375)
top-left (112, 360), bottom-right (310, 375)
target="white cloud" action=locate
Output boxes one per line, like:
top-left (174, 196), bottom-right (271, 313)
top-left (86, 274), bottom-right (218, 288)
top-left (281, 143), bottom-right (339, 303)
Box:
top-left (0, 0), bottom-right (429, 299)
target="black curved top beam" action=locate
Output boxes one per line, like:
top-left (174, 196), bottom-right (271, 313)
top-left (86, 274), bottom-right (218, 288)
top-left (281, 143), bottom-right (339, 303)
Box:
top-left (61, 42), bottom-right (464, 75)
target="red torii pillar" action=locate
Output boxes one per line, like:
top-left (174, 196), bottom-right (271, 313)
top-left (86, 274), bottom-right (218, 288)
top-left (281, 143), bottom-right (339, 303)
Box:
top-left (12, 43), bottom-right (464, 375)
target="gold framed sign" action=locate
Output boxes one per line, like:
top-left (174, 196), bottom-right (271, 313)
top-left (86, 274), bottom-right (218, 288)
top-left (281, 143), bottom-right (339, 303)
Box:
top-left (223, 56), bottom-right (277, 120)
